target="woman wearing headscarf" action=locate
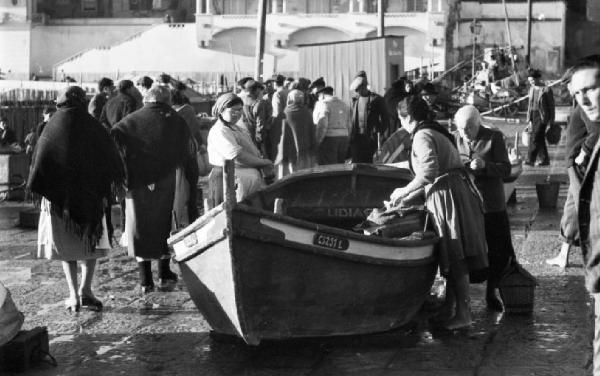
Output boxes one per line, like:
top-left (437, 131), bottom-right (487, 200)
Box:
top-left (29, 86), bottom-right (124, 313)
top-left (274, 89), bottom-right (316, 178)
top-left (111, 85), bottom-right (199, 293)
top-left (388, 96), bottom-right (488, 330)
top-left (207, 93), bottom-right (273, 204)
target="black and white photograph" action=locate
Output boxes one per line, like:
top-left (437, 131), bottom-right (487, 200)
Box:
top-left (0, 0), bottom-right (599, 374)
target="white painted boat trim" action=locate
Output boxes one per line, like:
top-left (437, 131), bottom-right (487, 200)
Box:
top-left (260, 218), bottom-right (434, 261)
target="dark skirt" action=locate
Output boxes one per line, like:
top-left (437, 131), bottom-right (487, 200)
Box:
top-left (125, 171), bottom-right (175, 259)
top-left (426, 169), bottom-right (489, 276)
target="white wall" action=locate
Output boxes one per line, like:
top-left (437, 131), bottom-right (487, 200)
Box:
top-left (0, 27), bottom-right (30, 79)
top-left (55, 24), bottom-right (276, 81)
top-left (29, 24), bottom-right (151, 77)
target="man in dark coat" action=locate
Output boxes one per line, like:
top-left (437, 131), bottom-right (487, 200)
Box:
top-left (88, 77), bottom-right (114, 120)
top-left (384, 78), bottom-right (408, 134)
top-left (525, 69), bottom-right (555, 166)
top-left (242, 80), bottom-right (272, 159)
top-left (111, 85), bottom-right (198, 293)
top-left (100, 79), bottom-right (138, 131)
top-left (547, 104), bottom-right (600, 269)
top-left (572, 55), bottom-right (600, 374)
top-left (99, 79), bottom-right (139, 239)
top-left (349, 75), bottom-right (390, 163)
top-left (453, 105), bottom-right (515, 312)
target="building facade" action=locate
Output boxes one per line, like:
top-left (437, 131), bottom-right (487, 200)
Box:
top-left (3, 0), bottom-right (593, 83)
top-left (1, 0), bottom-right (446, 81)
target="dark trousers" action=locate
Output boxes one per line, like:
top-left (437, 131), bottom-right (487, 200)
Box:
top-left (350, 134), bottom-right (376, 163)
top-left (317, 136), bottom-right (349, 165)
top-left (484, 210), bottom-right (516, 287)
top-left (527, 116), bottom-right (549, 164)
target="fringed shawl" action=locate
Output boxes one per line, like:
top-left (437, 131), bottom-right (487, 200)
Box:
top-left (110, 102), bottom-right (192, 190)
top-left (28, 104), bottom-right (125, 252)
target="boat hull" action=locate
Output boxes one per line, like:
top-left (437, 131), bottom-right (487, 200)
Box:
top-left (173, 206), bottom-right (438, 345)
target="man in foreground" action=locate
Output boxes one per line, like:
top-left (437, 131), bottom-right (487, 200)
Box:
top-left (573, 54), bottom-right (600, 375)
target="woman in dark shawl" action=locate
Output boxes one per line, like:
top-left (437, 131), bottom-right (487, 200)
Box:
top-left (388, 96), bottom-right (488, 330)
top-left (111, 84), bottom-right (199, 293)
top-left (274, 89), bottom-right (316, 178)
top-left (29, 86), bottom-right (124, 313)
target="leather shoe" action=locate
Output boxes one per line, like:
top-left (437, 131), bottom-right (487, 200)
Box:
top-left (80, 295), bottom-right (103, 311)
top-left (536, 161), bottom-right (550, 166)
top-left (524, 161), bottom-right (534, 166)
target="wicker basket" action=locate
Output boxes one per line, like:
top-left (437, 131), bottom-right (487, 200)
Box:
top-left (498, 263), bottom-right (537, 315)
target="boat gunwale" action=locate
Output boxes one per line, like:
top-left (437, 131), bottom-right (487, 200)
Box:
top-left (173, 204), bottom-right (439, 267)
top-left (249, 163), bottom-right (414, 198)
top-left (234, 227), bottom-right (438, 267)
top-left (236, 204), bottom-right (439, 247)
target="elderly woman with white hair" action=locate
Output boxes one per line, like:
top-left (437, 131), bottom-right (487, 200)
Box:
top-left (207, 93), bottom-right (273, 204)
top-left (111, 84), bottom-right (199, 293)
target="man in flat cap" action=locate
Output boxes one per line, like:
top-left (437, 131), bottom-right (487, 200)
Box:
top-left (308, 77), bottom-right (325, 112)
top-left (349, 74), bottom-right (390, 163)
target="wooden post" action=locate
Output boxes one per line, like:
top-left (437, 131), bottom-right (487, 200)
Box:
top-left (526, 0), bottom-right (532, 65)
top-left (254, 0), bottom-right (268, 81)
top-left (223, 159), bottom-right (236, 210)
top-left (377, 0), bottom-right (384, 37)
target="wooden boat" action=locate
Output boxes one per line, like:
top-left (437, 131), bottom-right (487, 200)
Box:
top-left (169, 162), bottom-right (439, 345)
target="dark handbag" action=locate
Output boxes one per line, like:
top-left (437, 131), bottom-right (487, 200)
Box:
top-left (545, 122), bottom-right (561, 145)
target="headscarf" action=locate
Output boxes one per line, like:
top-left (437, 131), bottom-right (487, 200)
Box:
top-left (211, 93), bottom-right (243, 118)
top-left (350, 76), bottom-right (368, 91)
top-left (144, 84), bottom-right (171, 105)
top-left (56, 86), bottom-right (88, 109)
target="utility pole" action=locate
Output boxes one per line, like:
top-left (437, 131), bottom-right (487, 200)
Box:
top-left (502, 0), bottom-right (516, 72)
top-left (254, 0), bottom-right (268, 81)
top-left (526, 0), bottom-right (532, 65)
top-left (377, 0), bottom-right (384, 37)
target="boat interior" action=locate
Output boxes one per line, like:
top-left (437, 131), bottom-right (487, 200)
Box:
top-left (241, 164), bottom-right (430, 239)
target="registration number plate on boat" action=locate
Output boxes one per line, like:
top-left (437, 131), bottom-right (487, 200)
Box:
top-left (183, 232), bottom-right (198, 248)
top-left (313, 233), bottom-right (349, 251)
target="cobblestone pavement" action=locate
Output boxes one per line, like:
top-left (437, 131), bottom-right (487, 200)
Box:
top-left (0, 119), bottom-right (594, 376)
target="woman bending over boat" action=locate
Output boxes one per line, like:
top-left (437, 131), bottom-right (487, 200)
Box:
top-left (207, 93), bottom-right (273, 204)
top-left (389, 96), bottom-right (488, 330)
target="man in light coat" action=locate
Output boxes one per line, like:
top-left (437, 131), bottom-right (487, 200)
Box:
top-left (313, 86), bottom-right (352, 165)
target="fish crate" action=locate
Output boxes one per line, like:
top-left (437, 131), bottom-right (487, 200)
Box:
top-left (498, 263), bottom-right (537, 314)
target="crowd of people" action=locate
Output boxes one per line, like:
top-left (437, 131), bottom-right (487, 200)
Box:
top-left (16, 53), bottom-right (600, 356)
top-left (15, 68), bottom-right (519, 334)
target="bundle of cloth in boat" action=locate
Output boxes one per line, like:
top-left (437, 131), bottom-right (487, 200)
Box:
top-left (358, 196), bottom-right (429, 239)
